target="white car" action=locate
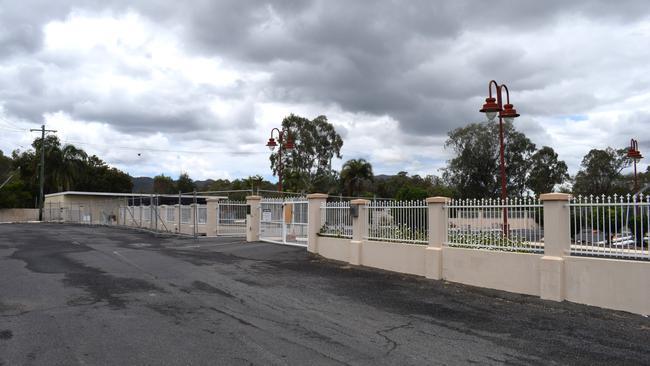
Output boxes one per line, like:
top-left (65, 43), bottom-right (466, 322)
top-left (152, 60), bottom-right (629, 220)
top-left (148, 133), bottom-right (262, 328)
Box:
top-left (610, 231), bottom-right (636, 247)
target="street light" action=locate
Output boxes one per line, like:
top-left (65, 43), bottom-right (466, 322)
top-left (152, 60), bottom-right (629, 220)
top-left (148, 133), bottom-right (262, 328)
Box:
top-left (627, 138), bottom-right (643, 192)
top-left (479, 80), bottom-right (520, 233)
top-left (266, 127), bottom-right (295, 192)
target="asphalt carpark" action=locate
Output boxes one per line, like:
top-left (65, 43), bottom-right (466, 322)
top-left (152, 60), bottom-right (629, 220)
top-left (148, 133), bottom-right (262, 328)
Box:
top-left (0, 224), bottom-right (649, 365)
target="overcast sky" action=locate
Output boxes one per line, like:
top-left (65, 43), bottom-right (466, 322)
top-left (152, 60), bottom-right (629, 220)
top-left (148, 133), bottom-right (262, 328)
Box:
top-left (1, 0), bottom-right (649, 182)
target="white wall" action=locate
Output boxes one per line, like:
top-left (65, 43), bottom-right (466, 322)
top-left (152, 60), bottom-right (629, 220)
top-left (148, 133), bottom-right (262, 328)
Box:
top-left (565, 256), bottom-right (650, 316)
top-left (361, 241), bottom-right (427, 276)
top-left (442, 247), bottom-right (541, 296)
top-left (317, 236), bottom-right (350, 263)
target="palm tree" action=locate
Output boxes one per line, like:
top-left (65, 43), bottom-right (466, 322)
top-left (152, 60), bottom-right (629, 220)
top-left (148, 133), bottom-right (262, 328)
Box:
top-left (340, 159), bottom-right (374, 197)
top-left (59, 144), bottom-right (88, 191)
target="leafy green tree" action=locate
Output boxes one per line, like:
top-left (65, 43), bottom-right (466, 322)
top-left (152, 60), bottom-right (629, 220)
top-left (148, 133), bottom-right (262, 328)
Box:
top-left (176, 172), bottom-right (196, 193)
top-left (395, 186), bottom-right (428, 201)
top-left (0, 178), bottom-right (33, 208)
top-left (573, 148), bottom-right (630, 196)
top-left (340, 159), bottom-right (373, 197)
top-left (75, 155), bottom-right (132, 193)
top-left (269, 114), bottom-right (343, 192)
top-left (208, 179), bottom-right (233, 191)
top-left (526, 146), bottom-right (569, 196)
top-left (9, 136), bottom-right (132, 204)
top-left (0, 150), bottom-right (11, 180)
top-left (443, 121), bottom-right (536, 198)
top-left (153, 174), bottom-right (176, 194)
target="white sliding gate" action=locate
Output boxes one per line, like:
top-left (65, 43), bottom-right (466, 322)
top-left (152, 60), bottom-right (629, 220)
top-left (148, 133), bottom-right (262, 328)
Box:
top-left (259, 198), bottom-right (309, 247)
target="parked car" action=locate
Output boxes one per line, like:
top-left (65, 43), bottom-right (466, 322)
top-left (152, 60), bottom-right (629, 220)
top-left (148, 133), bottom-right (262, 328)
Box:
top-left (610, 230), bottom-right (636, 247)
top-left (575, 230), bottom-right (607, 246)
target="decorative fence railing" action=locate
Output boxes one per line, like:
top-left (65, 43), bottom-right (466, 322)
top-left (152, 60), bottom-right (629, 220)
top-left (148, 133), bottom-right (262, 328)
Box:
top-left (446, 198), bottom-right (544, 253)
top-left (570, 194), bottom-right (649, 260)
top-left (217, 200), bottom-right (247, 236)
top-left (366, 200), bottom-right (428, 244)
top-left (319, 201), bottom-right (352, 238)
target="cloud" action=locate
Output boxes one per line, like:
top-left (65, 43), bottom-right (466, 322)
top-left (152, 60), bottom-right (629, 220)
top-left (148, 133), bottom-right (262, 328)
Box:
top-left (0, 0), bottom-right (649, 182)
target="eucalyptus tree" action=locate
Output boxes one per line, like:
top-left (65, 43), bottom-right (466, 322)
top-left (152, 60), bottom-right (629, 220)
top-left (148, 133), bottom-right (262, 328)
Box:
top-left (269, 114), bottom-right (343, 192)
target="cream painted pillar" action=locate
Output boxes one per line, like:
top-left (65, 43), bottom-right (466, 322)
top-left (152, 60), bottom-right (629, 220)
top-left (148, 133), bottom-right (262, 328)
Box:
top-left (306, 193), bottom-right (328, 254)
top-left (350, 199), bottom-right (370, 266)
top-left (425, 196), bottom-right (449, 280)
top-left (539, 193), bottom-right (572, 302)
top-left (246, 195), bottom-right (261, 242)
top-left (205, 198), bottom-right (220, 237)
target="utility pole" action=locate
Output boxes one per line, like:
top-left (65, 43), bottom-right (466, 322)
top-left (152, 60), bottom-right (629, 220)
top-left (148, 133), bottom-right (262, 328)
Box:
top-left (30, 125), bottom-right (57, 221)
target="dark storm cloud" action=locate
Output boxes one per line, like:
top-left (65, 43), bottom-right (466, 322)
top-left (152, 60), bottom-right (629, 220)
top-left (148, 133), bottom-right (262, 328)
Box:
top-left (1, 0), bottom-right (650, 140)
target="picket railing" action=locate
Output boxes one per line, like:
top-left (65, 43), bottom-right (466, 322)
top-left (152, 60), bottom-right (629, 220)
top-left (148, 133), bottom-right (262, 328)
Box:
top-left (319, 201), bottom-right (352, 238)
top-left (446, 197), bottom-right (544, 253)
top-left (570, 194), bottom-right (649, 260)
top-left (366, 200), bottom-right (428, 244)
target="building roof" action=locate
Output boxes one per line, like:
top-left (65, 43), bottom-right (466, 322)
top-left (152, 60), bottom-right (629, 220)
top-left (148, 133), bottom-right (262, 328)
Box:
top-left (44, 191), bottom-right (223, 199)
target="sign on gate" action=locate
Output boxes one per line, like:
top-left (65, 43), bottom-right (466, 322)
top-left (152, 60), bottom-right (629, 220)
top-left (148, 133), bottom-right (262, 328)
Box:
top-left (259, 198), bottom-right (309, 247)
top-left (262, 209), bottom-right (272, 222)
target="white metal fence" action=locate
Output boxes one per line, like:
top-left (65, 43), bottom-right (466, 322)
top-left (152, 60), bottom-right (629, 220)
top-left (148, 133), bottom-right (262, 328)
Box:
top-left (570, 194), bottom-right (649, 260)
top-left (446, 198), bottom-right (544, 253)
top-left (217, 200), bottom-right (247, 236)
top-left (259, 198), bottom-right (309, 246)
top-left (366, 200), bottom-right (428, 244)
top-left (44, 199), bottom-right (206, 236)
top-left (319, 201), bottom-right (352, 238)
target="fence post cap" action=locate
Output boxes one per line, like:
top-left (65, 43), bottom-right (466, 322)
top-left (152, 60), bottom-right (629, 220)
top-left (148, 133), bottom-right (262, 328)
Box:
top-left (306, 193), bottom-right (329, 199)
top-left (350, 198), bottom-right (371, 205)
top-left (206, 197), bottom-right (222, 202)
top-left (426, 196), bottom-right (450, 204)
top-left (245, 195), bottom-right (262, 201)
top-left (539, 193), bottom-right (572, 201)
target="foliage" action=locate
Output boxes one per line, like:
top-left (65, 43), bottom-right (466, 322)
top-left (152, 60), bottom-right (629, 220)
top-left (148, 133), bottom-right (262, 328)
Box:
top-left (0, 178), bottom-right (33, 208)
top-left (0, 150), bottom-right (11, 181)
top-left (443, 120), bottom-right (537, 198)
top-left (573, 148), bottom-right (631, 196)
top-left (367, 223), bottom-right (428, 244)
top-left (3, 136), bottom-right (132, 208)
top-left (395, 186), bottom-right (428, 201)
top-left (340, 159), bottom-right (373, 197)
top-left (269, 114), bottom-right (343, 192)
top-left (176, 172), bottom-right (196, 193)
top-left (153, 174), bottom-right (176, 194)
top-left (527, 146), bottom-right (569, 195)
top-left (373, 172), bottom-right (456, 199)
top-left (446, 231), bottom-right (542, 253)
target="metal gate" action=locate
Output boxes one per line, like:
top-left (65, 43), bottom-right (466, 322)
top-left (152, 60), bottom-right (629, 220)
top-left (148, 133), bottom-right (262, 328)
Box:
top-left (259, 198), bottom-right (309, 247)
top-left (217, 200), bottom-right (247, 236)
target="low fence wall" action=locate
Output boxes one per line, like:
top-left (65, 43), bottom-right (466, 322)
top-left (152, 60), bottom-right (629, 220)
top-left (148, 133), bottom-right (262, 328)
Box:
top-left (564, 256), bottom-right (650, 315)
top-left (0, 209), bottom-right (39, 222)
top-left (314, 234), bottom-right (649, 315)
top-left (303, 194), bottom-right (650, 316)
top-left (361, 240), bottom-right (427, 276)
top-left (442, 247), bottom-right (541, 296)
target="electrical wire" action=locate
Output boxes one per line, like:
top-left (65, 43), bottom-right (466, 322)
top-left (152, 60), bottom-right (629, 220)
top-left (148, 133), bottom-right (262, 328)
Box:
top-left (64, 139), bottom-right (268, 156)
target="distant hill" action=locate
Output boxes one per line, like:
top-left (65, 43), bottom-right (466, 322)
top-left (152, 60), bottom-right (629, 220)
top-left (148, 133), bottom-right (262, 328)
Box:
top-left (132, 177), bottom-right (154, 193)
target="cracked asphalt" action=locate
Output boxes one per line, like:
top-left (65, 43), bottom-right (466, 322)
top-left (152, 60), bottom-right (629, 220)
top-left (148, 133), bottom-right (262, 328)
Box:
top-left (1, 223), bottom-right (649, 365)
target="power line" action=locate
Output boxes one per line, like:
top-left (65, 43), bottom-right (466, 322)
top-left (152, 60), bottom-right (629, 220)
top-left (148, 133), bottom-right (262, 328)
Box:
top-left (64, 139), bottom-right (268, 156)
top-left (0, 116), bottom-right (25, 131)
